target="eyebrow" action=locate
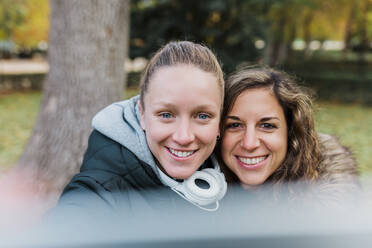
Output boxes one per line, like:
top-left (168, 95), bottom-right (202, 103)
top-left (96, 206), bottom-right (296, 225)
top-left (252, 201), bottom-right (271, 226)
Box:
top-left (261, 117), bottom-right (280, 122)
top-left (154, 102), bottom-right (218, 111)
top-left (152, 102), bottom-right (175, 108)
top-left (226, 116), bottom-right (241, 121)
top-left (226, 116), bottom-right (280, 121)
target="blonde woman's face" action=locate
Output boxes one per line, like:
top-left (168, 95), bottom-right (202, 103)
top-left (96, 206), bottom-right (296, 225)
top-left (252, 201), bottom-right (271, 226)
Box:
top-left (140, 64), bottom-right (222, 179)
top-left (221, 88), bottom-right (287, 186)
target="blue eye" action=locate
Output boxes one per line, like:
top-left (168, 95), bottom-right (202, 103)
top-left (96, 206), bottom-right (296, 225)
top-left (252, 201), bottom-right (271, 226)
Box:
top-left (197, 113), bottom-right (210, 120)
top-left (160, 113), bottom-right (172, 119)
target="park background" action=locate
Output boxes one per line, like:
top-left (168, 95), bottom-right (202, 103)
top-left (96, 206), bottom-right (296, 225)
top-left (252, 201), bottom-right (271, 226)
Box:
top-left (0, 0), bottom-right (371, 204)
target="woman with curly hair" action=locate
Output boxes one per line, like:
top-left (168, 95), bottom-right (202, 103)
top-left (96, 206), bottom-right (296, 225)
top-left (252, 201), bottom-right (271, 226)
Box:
top-left (218, 66), bottom-right (359, 204)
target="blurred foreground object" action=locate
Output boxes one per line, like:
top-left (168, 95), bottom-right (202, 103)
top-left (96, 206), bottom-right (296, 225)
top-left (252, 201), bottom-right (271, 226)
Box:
top-left (1, 181), bottom-right (372, 248)
top-left (0, 168), bottom-right (48, 231)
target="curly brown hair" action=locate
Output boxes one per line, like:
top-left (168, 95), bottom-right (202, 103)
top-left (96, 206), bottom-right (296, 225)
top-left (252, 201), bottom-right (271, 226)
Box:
top-left (218, 66), bottom-right (322, 185)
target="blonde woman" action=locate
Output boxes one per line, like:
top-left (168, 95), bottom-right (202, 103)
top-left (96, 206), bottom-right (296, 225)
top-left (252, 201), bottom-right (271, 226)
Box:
top-left (57, 41), bottom-right (227, 214)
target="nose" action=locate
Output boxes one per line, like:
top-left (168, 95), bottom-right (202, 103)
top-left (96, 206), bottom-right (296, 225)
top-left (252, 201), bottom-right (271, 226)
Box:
top-left (172, 118), bottom-right (195, 145)
top-left (241, 127), bottom-right (260, 151)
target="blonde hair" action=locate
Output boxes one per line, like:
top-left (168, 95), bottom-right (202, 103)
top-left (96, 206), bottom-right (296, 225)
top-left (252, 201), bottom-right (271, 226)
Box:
top-left (139, 41), bottom-right (224, 110)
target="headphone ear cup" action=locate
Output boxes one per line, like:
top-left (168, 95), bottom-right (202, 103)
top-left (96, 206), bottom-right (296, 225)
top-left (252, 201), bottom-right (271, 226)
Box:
top-left (179, 170), bottom-right (221, 206)
top-left (200, 168), bottom-right (227, 201)
top-left (171, 168), bottom-right (227, 207)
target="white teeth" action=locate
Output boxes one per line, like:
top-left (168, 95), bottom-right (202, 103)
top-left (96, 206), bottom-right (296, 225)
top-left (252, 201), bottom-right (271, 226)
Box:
top-left (169, 148), bottom-right (194, 158)
top-left (238, 156), bottom-right (266, 165)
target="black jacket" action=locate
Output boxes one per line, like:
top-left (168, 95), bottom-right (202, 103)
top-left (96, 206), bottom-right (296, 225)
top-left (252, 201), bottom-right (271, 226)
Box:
top-left (57, 130), bottom-right (204, 218)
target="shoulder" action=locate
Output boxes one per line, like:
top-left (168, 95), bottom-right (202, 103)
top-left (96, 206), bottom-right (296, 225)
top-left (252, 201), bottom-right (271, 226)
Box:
top-left (59, 130), bottom-right (141, 197)
top-left (318, 132), bottom-right (358, 179)
top-left (82, 129), bottom-right (120, 161)
top-left (308, 133), bottom-right (361, 205)
top-left (81, 130), bottom-right (140, 176)
top-left (60, 129), bottom-right (162, 197)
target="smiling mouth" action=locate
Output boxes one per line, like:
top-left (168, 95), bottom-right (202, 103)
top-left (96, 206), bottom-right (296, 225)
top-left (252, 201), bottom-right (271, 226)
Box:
top-left (167, 147), bottom-right (197, 158)
top-left (237, 155), bottom-right (268, 165)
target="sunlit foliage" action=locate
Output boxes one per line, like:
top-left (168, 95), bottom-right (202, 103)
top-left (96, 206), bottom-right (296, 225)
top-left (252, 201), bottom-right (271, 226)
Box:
top-left (0, 0), bottom-right (49, 49)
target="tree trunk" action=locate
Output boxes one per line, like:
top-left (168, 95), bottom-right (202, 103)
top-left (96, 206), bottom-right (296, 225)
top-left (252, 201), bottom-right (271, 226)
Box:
top-left (303, 11), bottom-right (314, 59)
top-left (343, 1), bottom-right (356, 58)
top-left (358, 0), bottom-right (369, 63)
top-left (15, 0), bottom-right (130, 207)
top-left (285, 23), bottom-right (296, 63)
top-left (263, 13), bottom-right (287, 66)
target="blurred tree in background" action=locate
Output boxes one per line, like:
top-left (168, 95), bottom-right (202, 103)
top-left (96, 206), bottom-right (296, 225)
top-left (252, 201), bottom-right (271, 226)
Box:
top-left (0, 0), bottom-right (49, 57)
top-left (129, 0), bottom-right (371, 71)
top-left (0, 0), bottom-right (26, 40)
top-left (130, 0), bottom-right (267, 72)
top-left (12, 0), bottom-right (49, 49)
top-left (15, 0), bottom-right (130, 207)
top-left (348, 0), bottom-right (371, 61)
top-left (1, 0), bottom-right (371, 69)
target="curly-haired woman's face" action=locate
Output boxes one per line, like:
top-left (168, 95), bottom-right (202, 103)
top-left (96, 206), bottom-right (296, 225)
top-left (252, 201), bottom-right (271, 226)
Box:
top-left (221, 88), bottom-right (287, 186)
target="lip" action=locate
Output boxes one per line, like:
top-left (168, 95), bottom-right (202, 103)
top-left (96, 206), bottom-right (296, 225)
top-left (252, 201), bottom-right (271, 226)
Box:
top-left (235, 155), bottom-right (269, 170)
top-left (166, 147), bottom-right (198, 161)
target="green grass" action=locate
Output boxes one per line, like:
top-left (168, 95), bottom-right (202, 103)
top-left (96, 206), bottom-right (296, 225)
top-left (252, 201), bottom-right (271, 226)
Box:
top-left (0, 90), bottom-right (371, 174)
top-left (0, 91), bottom-right (41, 172)
top-left (314, 102), bottom-right (372, 173)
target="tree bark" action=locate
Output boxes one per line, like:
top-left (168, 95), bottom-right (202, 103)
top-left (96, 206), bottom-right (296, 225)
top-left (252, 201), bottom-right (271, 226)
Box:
top-left (303, 12), bottom-right (314, 59)
top-left (343, 1), bottom-right (356, 57)
top-left (263, 12), bottom-right (287, 66)
top-left (285, 23), bottom-right (296, 63)
top-left (16, 0), bottom-right (130, 206)
top-left (358, 0), bottom-right (369, 63)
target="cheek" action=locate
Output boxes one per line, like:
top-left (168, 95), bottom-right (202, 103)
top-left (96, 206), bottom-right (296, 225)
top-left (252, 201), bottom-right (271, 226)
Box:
top-left (220, 134), bottom-right (235, 161)
top-left (222, 131), bottom-right (239, 149)
top-left (143, 117), bottom-right (168, 144)
top-left (269, 130), bottom-right (288, 161)
top-left (197, 123), bottom-right (219, 145)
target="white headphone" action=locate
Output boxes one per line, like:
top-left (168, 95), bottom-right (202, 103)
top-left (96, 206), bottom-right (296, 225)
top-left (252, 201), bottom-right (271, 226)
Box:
top-left (156, 155), bottom-right (227, 211)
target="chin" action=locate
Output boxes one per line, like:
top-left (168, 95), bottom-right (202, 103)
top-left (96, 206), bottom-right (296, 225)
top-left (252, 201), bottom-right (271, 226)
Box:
top-left (166, 169), bottom-right (195, 180)
top-left (240, 177), bottom-right (267, 187)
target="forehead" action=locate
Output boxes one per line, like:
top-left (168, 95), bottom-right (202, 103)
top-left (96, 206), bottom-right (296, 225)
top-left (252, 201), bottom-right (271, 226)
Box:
top-left (146, 64), bottom-right (221, 100)
top-left (230, 88), bottom-right (284, 117)
top-left (150, 64), bottom-right (216, 86)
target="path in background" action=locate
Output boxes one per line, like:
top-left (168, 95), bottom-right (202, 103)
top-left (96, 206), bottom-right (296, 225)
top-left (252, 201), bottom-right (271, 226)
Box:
top-left (0, 58), bottom-right (147, 75)
top-left (0, 59), bottom-right (48, 75)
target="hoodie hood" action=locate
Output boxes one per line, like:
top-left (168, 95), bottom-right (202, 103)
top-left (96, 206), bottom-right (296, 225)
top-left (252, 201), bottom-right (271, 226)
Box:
top-left (92, 95), bottom-right (186, 188)
top-left (92, 95), bottom-right (161, 176)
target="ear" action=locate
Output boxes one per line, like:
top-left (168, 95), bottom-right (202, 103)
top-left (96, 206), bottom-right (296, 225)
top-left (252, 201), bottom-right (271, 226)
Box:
top-left (138, 99), bottom-right (146, 130)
